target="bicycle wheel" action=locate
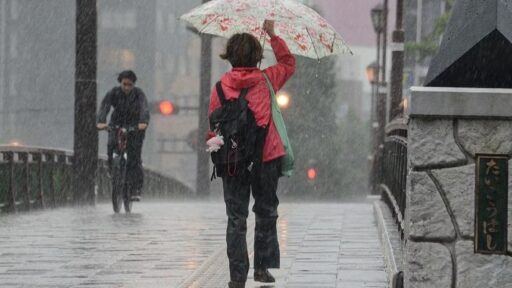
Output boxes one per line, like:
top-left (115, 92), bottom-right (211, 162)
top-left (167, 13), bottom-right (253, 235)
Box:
top-left (111, 158), bottom-right (123, 213)
top-left (122, 160), bottom-right (132, 213)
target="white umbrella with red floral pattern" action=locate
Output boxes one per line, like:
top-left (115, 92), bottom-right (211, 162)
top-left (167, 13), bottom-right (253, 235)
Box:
top-left (180, 0), bottom-right (352, 59)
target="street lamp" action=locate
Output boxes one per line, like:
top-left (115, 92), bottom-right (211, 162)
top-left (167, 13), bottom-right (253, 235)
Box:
top-left (366, 61), bottom-right (379, 84)
top-left (370, 3), bottom-right (384, 88)
top-left (197, 0), bottom-right (213, 197)
top-left (371, 3), bottom-right (384, 33)
top-left (366, 60), bottom-right (379, 126)
top-left (371, 3), bottom-right (384, 85)
top-left (369, 3), bottom-right (387, 196)
top-left (367, 60), bottom-right (379, 195)
top-left (74, 0), bottom-right (98, 205)
top-left (276, 91), bottom-right (291, 109)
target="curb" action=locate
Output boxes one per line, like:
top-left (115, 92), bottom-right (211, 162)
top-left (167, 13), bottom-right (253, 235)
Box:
top-left (373, 199), bottom-right (399, 288)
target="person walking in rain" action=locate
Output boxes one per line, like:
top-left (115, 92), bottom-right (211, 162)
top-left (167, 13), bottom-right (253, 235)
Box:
top-left (97, 70), bottom-right (149, 201)
top-left (206, 20), bottom-right (295, 288)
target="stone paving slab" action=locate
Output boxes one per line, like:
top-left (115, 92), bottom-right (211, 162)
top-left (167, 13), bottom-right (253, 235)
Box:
top-left (0, 201), bottom-right (388, 288)
top-left (218, 203), bottom-right (388, 288)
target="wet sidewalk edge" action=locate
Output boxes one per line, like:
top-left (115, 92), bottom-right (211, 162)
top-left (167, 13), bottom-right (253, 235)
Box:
top-left (373, 198), bottom-right (403, 288)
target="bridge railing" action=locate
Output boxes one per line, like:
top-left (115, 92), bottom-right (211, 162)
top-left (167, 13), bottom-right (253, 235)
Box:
top-left (0, 145), bottom-right (193, 213)
top-left (380, 117), bottom-right (408, 239)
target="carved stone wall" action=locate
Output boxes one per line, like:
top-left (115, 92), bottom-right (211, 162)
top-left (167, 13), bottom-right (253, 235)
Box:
top-left (405, 87), bottom-right (512, 288)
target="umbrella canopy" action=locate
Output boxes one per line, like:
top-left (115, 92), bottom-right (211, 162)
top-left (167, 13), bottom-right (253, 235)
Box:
top-left (180, 0), bottom-right (352, 59)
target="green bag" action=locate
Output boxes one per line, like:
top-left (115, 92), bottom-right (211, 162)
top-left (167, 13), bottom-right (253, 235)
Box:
top-left (263, 73), bottom-right (294, 177)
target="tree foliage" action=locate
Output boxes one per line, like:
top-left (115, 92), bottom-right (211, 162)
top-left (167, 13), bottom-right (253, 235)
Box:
top-left (405, 0), bottom-right (454, 60)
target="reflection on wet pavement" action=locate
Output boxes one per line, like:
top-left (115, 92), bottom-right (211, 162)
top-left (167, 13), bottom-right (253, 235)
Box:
top-left (0, 201), bottom-right (388, 288)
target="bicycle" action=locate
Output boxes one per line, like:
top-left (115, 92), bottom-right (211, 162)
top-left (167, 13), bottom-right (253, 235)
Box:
top-left (100, 125), bottom-right (139, 213)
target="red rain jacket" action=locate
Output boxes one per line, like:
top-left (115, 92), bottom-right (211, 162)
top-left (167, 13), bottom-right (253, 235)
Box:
top-left (207, 36), bottom-right (296, 162)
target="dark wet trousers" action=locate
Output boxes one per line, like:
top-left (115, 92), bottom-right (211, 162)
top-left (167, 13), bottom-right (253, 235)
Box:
top-left (222, 158), bottom-right (281, 283)
top-left (108, 130), bottom-right (145, 192)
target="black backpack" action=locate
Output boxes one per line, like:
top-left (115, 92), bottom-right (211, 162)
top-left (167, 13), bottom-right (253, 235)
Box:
top-left (209, 82), bottom-right (258, 177)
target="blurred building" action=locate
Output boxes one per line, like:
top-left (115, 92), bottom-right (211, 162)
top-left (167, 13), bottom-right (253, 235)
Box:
top-left (98, 0), bottom-right (156, 99)
top-left (0, 0), bottom-right (76, 148)
top-left (315, 0), bottom-right (396, 122)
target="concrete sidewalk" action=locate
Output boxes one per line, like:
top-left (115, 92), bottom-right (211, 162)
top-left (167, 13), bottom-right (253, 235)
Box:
top-left (0, 201), bottom-right (387, 288)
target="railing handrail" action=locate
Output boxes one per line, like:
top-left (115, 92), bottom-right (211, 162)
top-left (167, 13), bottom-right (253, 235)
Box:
top-left (0, 145), bottom-right (194, 213)
top-left (380, 116), bottom-right (408, 239)
top-left (0, 145), bottom-right (182, 183)
top-left (385, 117), bottom-right (408, 134)
top-left (0, 145), bottom-right (73, 156)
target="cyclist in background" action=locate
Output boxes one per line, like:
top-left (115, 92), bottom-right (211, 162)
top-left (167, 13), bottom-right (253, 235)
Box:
top-left (97, 70), bottom-right (150, 201)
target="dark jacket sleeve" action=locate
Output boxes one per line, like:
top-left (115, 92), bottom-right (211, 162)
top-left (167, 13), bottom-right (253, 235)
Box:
top-left (97, 89), bottom-right (113, 123)
top-left (138, 89), bottom-right (150, 124)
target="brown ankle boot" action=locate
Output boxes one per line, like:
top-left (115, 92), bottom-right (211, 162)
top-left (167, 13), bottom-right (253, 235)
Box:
top-left (254, 269), bottom-right (275, 283)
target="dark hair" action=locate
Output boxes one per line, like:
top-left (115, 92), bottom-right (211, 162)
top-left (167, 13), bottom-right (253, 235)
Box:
top-left (220, 33), bottom-right (263, 68)
top-left (117, 70), bottom-right (137, 83)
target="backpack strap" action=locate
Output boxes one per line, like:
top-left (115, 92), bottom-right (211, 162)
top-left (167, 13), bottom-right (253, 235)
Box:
top-left (215, 81), bottom-right (228, 105)
top-left (216, 81), bottom-right (249, 106)
top-left (239, 88), bottom-right (249, 99)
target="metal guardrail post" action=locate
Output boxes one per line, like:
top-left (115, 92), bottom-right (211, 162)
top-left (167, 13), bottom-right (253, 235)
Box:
top-left (5, 152), bottom-right (16, 213)
top-left (32, 153), bottom-right (45, 209)
top-left (56, 154), bottom-right (65, 206)
top-left (19, 152), bottom-right (30, 211)
top-left (45, 153), bottom-right (56, 208)
top-left (65, 155), bottom-right (73, 203)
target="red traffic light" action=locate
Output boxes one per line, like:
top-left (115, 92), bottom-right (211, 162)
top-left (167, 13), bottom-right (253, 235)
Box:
top-left (159, 100), bottom-right (175, 116)
top-left (307, 167), bottom-right (317, 181)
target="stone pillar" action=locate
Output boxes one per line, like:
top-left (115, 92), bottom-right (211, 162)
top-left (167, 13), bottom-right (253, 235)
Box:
top-left (405, 87), bottom-right (512, 288)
